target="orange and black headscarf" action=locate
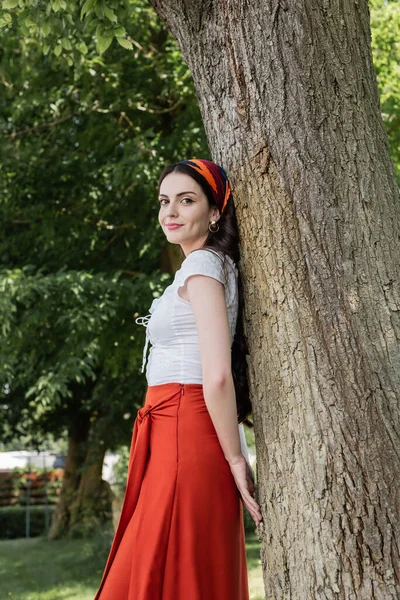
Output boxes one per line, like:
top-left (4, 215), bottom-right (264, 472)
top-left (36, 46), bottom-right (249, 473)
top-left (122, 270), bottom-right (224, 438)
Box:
top-left (178, 158), bottom-right (232, 214)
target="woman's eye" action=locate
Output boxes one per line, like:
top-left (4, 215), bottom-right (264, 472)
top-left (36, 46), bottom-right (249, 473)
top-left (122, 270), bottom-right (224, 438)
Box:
top-left (159, 198), bottom-right (193, 205)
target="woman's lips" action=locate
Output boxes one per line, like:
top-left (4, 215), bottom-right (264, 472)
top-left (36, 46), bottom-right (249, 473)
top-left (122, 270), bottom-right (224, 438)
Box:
top-left (166, 224), bottom-right (183, 230)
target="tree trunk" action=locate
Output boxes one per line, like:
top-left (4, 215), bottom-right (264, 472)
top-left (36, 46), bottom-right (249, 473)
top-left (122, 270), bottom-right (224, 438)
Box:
top-left (49, 414), bottom-right (113, 540)
top-left (148, 1), bottom-right (400, 598)
top-left (49, 414), bottom-right (91, 539)
top-left (69, 435), bottom-right (113, 538)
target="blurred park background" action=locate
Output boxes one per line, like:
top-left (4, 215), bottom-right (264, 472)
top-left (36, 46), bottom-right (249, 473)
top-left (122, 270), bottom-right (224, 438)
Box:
top-left (0, 0), bottom-right (399, 598)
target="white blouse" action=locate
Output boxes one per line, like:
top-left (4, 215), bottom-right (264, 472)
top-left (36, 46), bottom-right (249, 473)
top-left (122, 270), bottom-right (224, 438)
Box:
top-left (135, 248), bottom-right (251, 463)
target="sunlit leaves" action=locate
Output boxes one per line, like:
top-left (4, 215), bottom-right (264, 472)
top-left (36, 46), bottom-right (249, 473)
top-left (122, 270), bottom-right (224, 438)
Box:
top-left (0, 267), bottom-right (154, 439)
top-left (116, 36), bottom-right (132, 50)
top-left (95, 22), bottom-right (114, 53)
top-left (80, 0), bottom-right (96, 20)
top-left (41, 21), bottom-right (51, 36)
top-left (370, 0), bottom-right (400, 181)
top-left (83, 43), bottom-right (92, 58)
top-left (0, 0), bottom-right (133, 60)
top-left (0, 0), bottom-right (208, 450)
top-left (2, 0), bottom-right (19, 8)
top-left (104, 4), bottom-right (117, 22)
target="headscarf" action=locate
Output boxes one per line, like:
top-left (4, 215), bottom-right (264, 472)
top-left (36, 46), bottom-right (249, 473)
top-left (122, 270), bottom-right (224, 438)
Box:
top-left (177, 158), bottom-right (232, 214)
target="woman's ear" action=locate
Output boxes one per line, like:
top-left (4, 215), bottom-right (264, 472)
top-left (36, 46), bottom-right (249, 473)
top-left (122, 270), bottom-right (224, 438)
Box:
top-left (211, 208), bottom-right (221, 222)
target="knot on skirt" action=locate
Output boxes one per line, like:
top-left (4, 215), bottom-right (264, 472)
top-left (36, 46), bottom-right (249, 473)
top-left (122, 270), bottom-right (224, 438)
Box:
top-left (137, 404), bottom-right (153, 423)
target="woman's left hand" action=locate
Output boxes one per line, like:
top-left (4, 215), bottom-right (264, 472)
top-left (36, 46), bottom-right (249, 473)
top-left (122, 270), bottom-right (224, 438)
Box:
top-left (228, 454), bottom-right (263, 526)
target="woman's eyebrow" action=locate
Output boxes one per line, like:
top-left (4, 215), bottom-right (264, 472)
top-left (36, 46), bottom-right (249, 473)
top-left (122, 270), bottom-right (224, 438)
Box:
top-left (158, 191), bottom-right (198, 198)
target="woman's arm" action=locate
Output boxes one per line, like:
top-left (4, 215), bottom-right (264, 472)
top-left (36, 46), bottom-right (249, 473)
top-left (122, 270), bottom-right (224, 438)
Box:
top-left (184, 272), bottom-right (262, 525)
top-left (184, 273), bottom-right (241, 462)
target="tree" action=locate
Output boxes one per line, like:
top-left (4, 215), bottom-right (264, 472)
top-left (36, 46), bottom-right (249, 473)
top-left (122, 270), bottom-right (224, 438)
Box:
top-left (144, 1), bottom-right (400, 598)
top-left (0, 0), bottom-right (208, 538)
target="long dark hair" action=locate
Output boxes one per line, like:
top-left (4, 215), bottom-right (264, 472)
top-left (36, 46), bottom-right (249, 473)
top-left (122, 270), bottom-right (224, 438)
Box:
top-left (158, 162), bottom-right (253, 428)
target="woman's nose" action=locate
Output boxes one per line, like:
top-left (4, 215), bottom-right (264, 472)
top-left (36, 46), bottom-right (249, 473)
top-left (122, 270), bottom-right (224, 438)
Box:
top-left (165, 203), bottom-right (178, 217)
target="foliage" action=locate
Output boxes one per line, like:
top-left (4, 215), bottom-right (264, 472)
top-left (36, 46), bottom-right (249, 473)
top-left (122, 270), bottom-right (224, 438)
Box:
top-left (0, 504), bottom-right (56, 539)
top-left (0, 266), bottom-right (166, 448)
top-left (0, 0), bottom-right (136, 59)
top-left (0, 0), bottom-right (209, 452)
top-left (369, 0), bottom-right (400, 182)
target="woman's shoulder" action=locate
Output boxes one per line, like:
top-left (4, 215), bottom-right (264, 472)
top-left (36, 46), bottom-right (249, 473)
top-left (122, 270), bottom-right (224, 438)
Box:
top-left (178, 249), bottom-right (238, 308)
top-left (176, 248), bottom-right (225, 283)
top-left (184, 247), bottom-right (238, 275)
top-left (174, 247), bottom-right (238, 307)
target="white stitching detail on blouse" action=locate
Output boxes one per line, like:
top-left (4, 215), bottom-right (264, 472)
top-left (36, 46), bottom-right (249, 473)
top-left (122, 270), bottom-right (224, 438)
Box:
top-left (135, 296), bottom-right (162, 373)
top-left (135, 314), bottom-right (151, 373)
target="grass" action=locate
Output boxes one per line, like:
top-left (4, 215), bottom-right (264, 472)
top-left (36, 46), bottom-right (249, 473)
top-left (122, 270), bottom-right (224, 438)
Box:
top-left (246, 531), bottom-right (265, 599)
top-left (0, 529), bottom-right (264, 600)
top-left (0, 530), bottom-right (110, 600)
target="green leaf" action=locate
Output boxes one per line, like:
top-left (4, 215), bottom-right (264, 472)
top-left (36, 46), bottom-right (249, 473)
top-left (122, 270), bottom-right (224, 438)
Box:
top-left (25, 386), bottom-right (36, 399)
top-left (61, 37), bottom-right (72, 50)
top-left (2, 0), bottom-right (19, 8)
top-left (104, 5), bottom-right (117, 23)
top-left (96, 32), bottom-right (113, 54)
top-left (116, 37), bottom-right (133, 50)
top-left (80, 0), bottom-right (95, 20)
top-left (23, 15), bottom-right (34, 27)
top-left (113, 25), bottom-right (126, 37)
top-left (94, 0), bottom-right (105, 19)
top-left (41, 21), bottom-right (51, 36)
top-left (91, 56), bottom-right (105, 65)
top-left (77, 41), bottom-right (88, 55)
top-left (54, 43), bottom-right (62, 56)
top-left (0, 12), bottom-right (12, 26)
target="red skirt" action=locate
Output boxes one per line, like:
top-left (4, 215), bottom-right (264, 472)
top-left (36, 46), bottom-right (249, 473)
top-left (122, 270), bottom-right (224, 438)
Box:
top-left (94, 382), bottom-right (250, 600)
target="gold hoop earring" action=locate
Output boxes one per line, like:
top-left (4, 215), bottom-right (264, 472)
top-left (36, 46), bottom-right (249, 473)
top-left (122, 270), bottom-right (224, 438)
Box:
top-left (208, 220), bottom-right (219, 233)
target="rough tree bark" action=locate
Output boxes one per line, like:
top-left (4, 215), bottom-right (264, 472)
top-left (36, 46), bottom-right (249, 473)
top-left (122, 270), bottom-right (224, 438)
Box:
top-left (148, 1), bottom-right (400, 598)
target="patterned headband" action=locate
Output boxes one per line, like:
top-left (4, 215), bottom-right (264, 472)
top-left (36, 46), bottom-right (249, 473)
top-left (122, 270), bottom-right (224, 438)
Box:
top-left (178, 158), bottom-right (232, 214)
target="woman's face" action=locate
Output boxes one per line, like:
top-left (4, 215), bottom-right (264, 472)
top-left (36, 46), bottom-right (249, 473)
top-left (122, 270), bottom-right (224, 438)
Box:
top-left (158, 172), bottom-right (220, 256)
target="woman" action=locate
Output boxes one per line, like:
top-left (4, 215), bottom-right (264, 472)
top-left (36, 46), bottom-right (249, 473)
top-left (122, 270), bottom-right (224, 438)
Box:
top-left (94, 158), bottom-right (263, 600)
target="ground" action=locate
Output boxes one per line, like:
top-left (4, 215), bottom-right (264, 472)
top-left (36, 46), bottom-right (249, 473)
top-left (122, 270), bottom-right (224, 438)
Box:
top-left (0, 529), bottom-right (265, 599)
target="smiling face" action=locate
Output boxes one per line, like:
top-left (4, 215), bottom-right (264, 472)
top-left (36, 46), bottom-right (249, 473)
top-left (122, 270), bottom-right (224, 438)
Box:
top-left (158, 171), bottom-right (220, 256)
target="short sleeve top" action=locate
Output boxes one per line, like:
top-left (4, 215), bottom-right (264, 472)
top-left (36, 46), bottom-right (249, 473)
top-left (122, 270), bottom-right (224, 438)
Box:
top-left (135, 248), bottom-right (239, 386)
top-left (135, 247), bottom-right (251, 463)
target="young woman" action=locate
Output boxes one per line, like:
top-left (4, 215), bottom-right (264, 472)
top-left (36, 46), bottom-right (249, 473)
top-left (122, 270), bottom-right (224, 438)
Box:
top-left (94, 158), bottom-right (263, 600)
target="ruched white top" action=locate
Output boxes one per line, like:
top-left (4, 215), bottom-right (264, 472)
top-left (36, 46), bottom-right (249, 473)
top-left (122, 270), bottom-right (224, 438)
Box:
top-left (135, 247), bottom-right (251, 463)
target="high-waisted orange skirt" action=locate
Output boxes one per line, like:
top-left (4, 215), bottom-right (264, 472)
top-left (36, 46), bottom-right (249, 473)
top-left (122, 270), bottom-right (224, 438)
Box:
top-left (94, 382), bottom-right (249, 600)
